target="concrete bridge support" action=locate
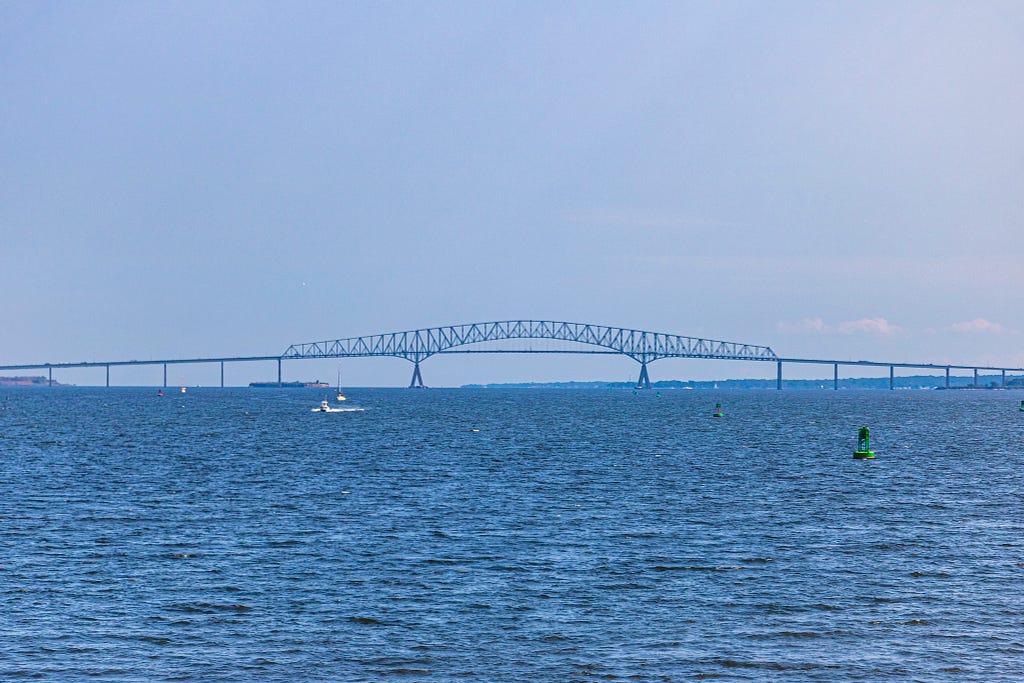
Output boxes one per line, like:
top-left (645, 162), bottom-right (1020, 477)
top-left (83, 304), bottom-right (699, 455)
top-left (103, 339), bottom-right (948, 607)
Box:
top-left (409, 360), bottom-right (425, 388)
top-left (636, 361), bottom-right (651, 390)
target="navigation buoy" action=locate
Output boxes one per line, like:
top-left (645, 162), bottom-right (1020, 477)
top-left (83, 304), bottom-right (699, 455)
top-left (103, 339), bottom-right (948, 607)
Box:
top-left (853, 426), bottom-right (875, 459)
top-left (713, 402), bottom-right (724, 418)
top-left (157, 390), bottom-right (163, 397)
top-left (1019, 400), bottom-right (1024, 412)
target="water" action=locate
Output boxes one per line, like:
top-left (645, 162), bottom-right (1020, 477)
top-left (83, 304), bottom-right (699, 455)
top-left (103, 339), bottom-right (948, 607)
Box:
top-left (1, 387), bottom-right (1023, 681)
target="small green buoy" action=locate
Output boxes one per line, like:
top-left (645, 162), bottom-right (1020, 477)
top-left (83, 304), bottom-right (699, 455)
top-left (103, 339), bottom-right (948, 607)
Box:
top-left (712, 402), bottom-right (724, 418)
top-left (853, 425), bottom-right (875, 459)
top-left (1019, 400), bottom-right (1024, 412)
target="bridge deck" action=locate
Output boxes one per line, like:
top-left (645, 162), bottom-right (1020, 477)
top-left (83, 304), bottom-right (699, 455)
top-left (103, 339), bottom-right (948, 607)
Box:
top-left (2, 320), bottom-right (1022, 386)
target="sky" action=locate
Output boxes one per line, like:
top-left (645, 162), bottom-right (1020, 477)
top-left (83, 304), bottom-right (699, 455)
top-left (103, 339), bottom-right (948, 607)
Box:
top-left (1, 1), bottom-right (1022, 387)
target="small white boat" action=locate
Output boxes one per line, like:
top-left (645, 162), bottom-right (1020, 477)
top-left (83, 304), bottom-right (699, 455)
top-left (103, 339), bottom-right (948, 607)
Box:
top-left (312, 399), bottom-right (365, 413)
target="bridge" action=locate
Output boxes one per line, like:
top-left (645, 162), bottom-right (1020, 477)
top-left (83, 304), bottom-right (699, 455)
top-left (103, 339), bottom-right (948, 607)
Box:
top-left (282, 320), bottom-right (778, 388)
top-left (1, 319), bottom-right (1022, 389)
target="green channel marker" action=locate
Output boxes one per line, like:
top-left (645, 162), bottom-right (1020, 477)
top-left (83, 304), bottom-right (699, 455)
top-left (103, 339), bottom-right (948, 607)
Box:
top-left (712, 402), bottom-right (723, 418)
top-left (1019, 400), bottom-right (1024, 412)
top-left (853, 425), bottom-right (875, 459)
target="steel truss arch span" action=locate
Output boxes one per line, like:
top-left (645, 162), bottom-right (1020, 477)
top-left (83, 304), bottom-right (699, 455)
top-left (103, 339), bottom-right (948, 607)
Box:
top-left (282, 320), bottom-right (778, 387)
top-left (282, 320), bottom-right (777, 363)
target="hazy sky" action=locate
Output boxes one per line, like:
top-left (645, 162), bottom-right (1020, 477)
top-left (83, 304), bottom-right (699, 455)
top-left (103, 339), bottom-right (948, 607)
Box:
top-left (2, 1), bottom-right (1022, 386)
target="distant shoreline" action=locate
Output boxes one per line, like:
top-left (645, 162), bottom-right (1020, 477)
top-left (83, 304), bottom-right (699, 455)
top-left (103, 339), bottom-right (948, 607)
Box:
top-left (0, 375), bottom-right (72, 387)
top-left (463, 375), bottom-right (1023, 390)
top-left (3, 374), bottom-right (1019, 390)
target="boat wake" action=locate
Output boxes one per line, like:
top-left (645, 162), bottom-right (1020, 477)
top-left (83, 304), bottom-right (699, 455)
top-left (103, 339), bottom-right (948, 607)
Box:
top-left (312, 400), bottom-right (366, 413)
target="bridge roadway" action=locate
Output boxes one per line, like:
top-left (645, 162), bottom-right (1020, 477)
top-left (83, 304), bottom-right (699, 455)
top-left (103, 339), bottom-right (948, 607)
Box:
top-left (1, 319), bottom-right (1021, 389)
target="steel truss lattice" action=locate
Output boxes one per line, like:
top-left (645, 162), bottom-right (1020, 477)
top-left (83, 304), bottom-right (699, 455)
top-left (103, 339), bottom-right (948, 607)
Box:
top-left (282, 319), bottom-right (778, 365)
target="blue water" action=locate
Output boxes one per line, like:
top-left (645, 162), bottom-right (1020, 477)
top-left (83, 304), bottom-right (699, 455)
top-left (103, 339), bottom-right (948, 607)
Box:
top-left (1, 387), bottom-right (1023, 681)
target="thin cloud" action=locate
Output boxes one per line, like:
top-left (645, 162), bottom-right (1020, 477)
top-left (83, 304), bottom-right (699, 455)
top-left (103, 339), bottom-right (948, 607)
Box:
top-left (776, 317), bottom-right (828, 334)
top-left (837, 318), bottom-right (904, 336)
top-left (950, 318), bottom-right (1005, 333)
top-left (565, 208), bottom-right (739, 230)
top-left (777, 317), bottom-right (905, 335)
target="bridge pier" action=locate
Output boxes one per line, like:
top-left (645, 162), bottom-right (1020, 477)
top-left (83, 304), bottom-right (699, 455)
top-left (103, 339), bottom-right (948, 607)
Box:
top-left (48, 367), bottom-right (52, 387)
top-left (221, 362), bottom-right (225, 388)
top-left (945, 366), bottom-right (950, 389)
top-left (277, 358), bottom-right (282, 387)
top-left (105, 365), bottom-right (110, 388)
top-left (1002, 369), bottom-right (1006, 388)
top-left (635, 361), bottom-right (651, 390)
top-left (889, 365), bottom-right (894, 390)
top-left (409, 361), bottom-right (425, 388)
top-left (163, 363), bottom-right (167, 388)
top-left (833, 363), bottom-right (838, 390)
top-left (973, 368), bottom-right (978, 388)
top-left (776, 361), bottom-right (782, 390)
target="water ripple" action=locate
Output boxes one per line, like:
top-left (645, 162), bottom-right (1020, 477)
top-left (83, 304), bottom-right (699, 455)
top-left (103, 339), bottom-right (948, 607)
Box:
top-left (2, 387), bottom-right (1023, 680)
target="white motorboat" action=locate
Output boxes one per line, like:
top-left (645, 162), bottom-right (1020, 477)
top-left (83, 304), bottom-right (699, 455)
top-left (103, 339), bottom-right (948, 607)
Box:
top-left (313, 399), bottom-right (363, 413)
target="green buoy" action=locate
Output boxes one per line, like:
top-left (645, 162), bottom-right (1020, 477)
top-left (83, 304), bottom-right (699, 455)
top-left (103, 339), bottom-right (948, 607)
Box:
top-left (712, 402), bottom-right (723, 418)
top-left (1019, 400), bottom-right (1024, 412)
top-left (853, 425), bottom-right (875, 459)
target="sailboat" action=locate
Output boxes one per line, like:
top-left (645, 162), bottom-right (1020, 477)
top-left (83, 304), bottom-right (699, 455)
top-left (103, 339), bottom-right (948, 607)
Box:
top-left (335, 367), bottom-right (346, 402)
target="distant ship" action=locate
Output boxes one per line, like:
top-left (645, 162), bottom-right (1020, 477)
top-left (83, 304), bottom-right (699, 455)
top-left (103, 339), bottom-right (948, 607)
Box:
top-left (249, 381), bottom-right (331, 388)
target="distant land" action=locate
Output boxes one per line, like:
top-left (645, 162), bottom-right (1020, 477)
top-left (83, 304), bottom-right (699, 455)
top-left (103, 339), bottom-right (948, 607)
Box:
top-left (0, 375), bottom-right (72, 387)
top-left (463, 375), bottom-right (1024, 390)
